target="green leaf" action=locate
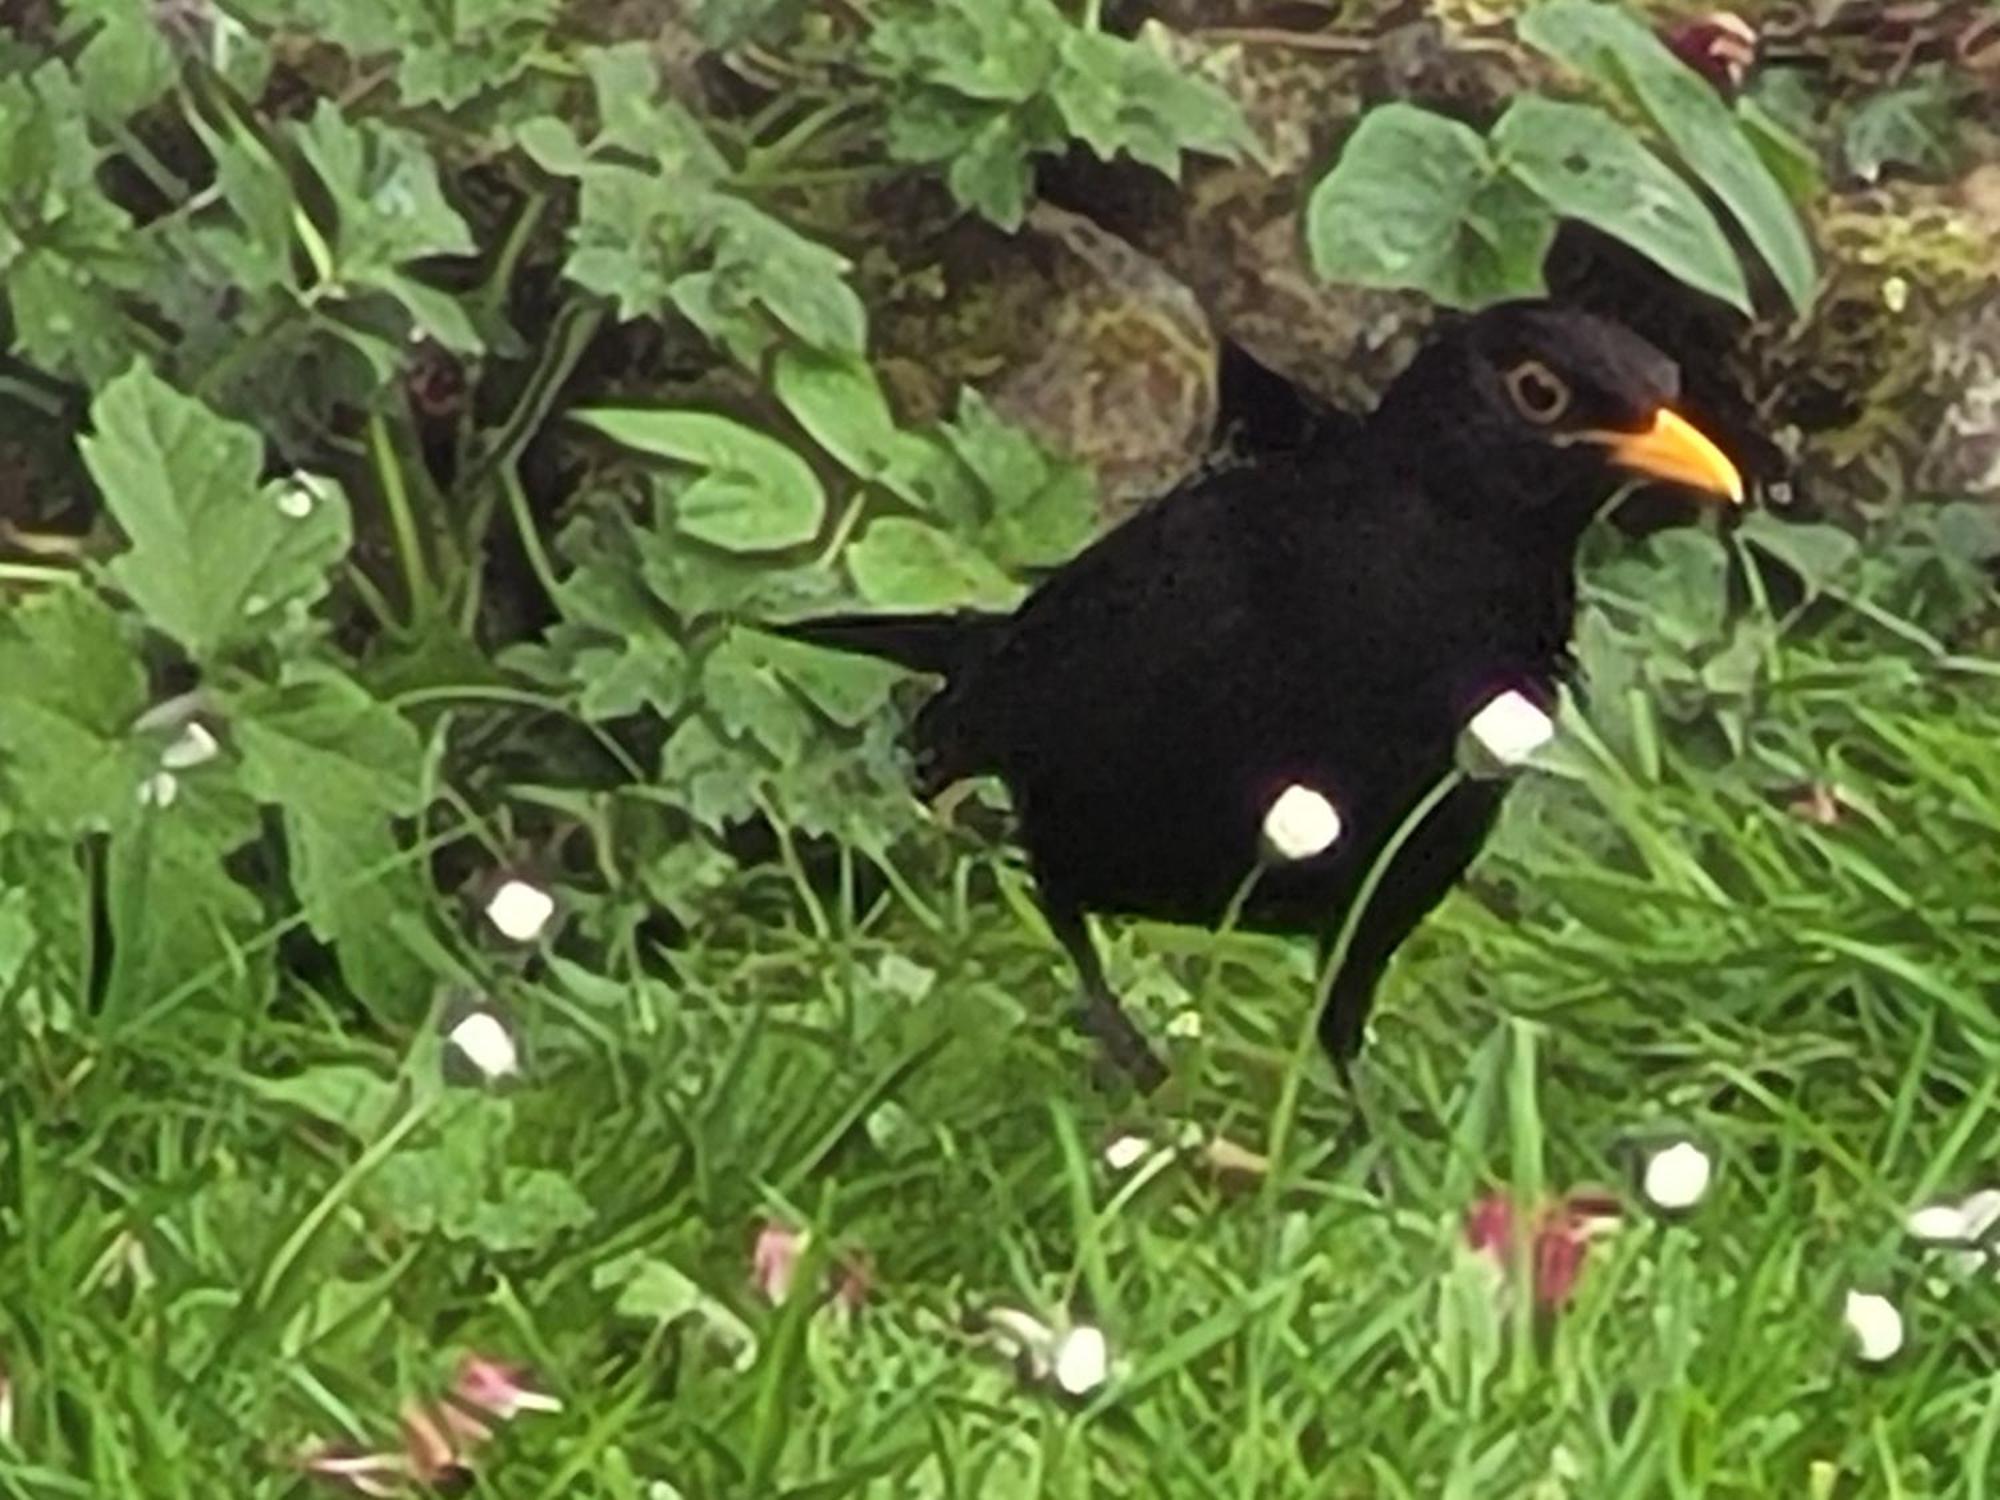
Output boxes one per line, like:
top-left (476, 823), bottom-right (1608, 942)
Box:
top-left (465, 1168), bottom-right (595, 1252)
top-left (1050, 29), bottom-right (1253, 177)
top-left (275, 0), bottom-right (557, 109)
top-left (846, 517), bottom-right (1024, 611)
top-left (772, 349), bottom-right (966, 510)
top-left (595, 1252), bottom-right (757, 1362)
top-left (532, 48), bottom-right (863, 362)
top-left (698, 199), bottom-right (867, 356)
top-left (1737, 512), bottom-right (1861, 595)
top-left (247, 1065), bottom-right (403, 1141)
top-left (1842, 83), bottom-right (1954, 184)
top-left (69, 0), bottom-right (177, 121)
top-left (744, 630), bottom-right (906, 729)
top-left (101, 778), bottom-right (267, 1021)
top-left (1307, 104), bottom-right (1554, 308)
top-left (659, 715), bottom-right (759, 830)
top-left (701, 630), bottom-right (811, 761)
top-left (1519, 0), bottom-right (1815, 311)
top-left (0, 589), bottom-right (148, 834)
top-left (0, 63), bottom-right (156, 383)
top-left (79, 366), bottom-right (354, 659)
top-left (582, 44), bottom-right (730, 173)
top-left (1736, 97), bottom-right (1824, 208)
top-left (1493, 97), bottom-right (1749, 314)
top-left (232, 667), bottom-right (434, 1017)
top-left (946, 109), bottom-right (1047, 231)
top-left (944, 388), bottom-right (1096, 567)
top-left (287, 101), bottom-right (480, 342)
top-left (574, 408), bottom-right (827, 553)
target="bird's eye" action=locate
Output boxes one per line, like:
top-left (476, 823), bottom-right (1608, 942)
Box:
top-left (1504, 361), bottom-right (1572, 425)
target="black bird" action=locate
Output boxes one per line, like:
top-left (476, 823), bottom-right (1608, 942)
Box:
top-left (780, 302), bottom-right (1743, 1086)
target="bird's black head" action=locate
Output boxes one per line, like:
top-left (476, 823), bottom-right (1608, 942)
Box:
top-left (1374, 300), bottom-right (1744, 531)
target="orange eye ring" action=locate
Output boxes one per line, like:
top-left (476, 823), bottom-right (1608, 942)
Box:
top-left (1504, 360), bottom-right (1572, 425)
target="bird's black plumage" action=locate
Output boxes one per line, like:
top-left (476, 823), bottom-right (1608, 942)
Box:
top-left (781, 301), bottom-right (1742, 1085)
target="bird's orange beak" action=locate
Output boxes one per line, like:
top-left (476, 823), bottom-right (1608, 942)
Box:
top-left (1591, 409), bottom-right (1745, 503)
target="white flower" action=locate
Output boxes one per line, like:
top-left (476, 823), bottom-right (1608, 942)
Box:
top-left (1906, 1188), bottom-right (2000, 1273)
top-left (1103, 1135), bottom-right (1152, 1172)
top-left (1463, 689), bottom-right (1557, 771)
top-left (448, 1010), bottom-right (519, 1080)
top-left (138, 771), bottom-right (179, 808)
top-left (1641, 1141), bottom-right (1713, 1211)
top-left (161, 721), bottom-right (220, 771)
top-left (1261, 784), bottom-right (1342, 861)
top-left (1907, 1202), bottom-right (1971, 1242)
top-left (1051, 1324), bottom-right (1110, 1396)
top-left (1842, 1290), bottom-right (1904, 1363)
top-left (1961, 1188), bottom-right (2000, 1239)
top-left (485, 879), bottom-right (555, 942)
top-left (1163, 1010), bottom-right (1203, 1040)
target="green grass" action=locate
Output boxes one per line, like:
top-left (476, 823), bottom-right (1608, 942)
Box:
top-left (8, 517), bottom-right (2000, 1499)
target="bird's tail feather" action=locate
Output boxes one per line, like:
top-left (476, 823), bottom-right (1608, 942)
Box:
top-left (771, 610), bottom-right (1001, 677)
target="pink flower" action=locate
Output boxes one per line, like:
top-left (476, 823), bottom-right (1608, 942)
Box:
top-left (451, 1355), bottom-right (562, 1419)
top-left (299, 1353), bottom-right (557, 1494)
top-left (752, 1220), bottom-right (873, 1312)
top-left (1465, 1189), bottom-right (1621, 1310)
top-left (753, 1221), bottom-right (806, 1304)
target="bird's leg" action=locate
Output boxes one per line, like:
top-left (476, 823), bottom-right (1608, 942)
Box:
top-left (1046, 904), bottom-right (1169, 1094)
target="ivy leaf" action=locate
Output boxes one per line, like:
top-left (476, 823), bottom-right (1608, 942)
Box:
top-left (1736, 511), bottom-right (1861, 596)
top-left (944, 389), bottom-right (1096, 568)
top-left (0, 63), bottom-right (156, 383)
top-left (1493, 97), bottom-right (1749, 314)
top-left (1307, 104), bottom-right (1553, 308)
top-left (744, 630), bottom-right (905, 729)
top-left (288, 102), bottom-right (481, 348)
top-left (1050, 29), bottom-right (1253, 177)
top-left (701, 636), bottom-right (810, 763)
top-left (684, 198), bottom-right (867, 358)
top-left (946, 110), bottom-right (1049, 231)
top-left (772, 349), bottom-right (971, 512)
top-left (846, 517), bottom-right (1024, 611)
top-left (0, 589), bottom-right (149, 834)
top-left (68, 0), bottom-right (177, 121)
top-left (580, 45), bottom-right (730, 172)
top-left (571, 634), bottom-right (690, 722)
top-left (503, 509), bottom-right (690, 720)
top-left (868, 0), bottom-right (1245, 228)
top-left (529, 46), bottom-right (864, 361)
top-left (231, 667), bottom-right (434, 1017)
top-left (660, 716), bottom-right (760, 830)
top-left (272, 0), bottom-right (557, 109)
top-left (1842, 83), bottom-right (1954, 184)
top-left (78, 365), bottom-right (354, 660)
top-left (865, 0), bottom-right (1066, 100)
top-left (1519, 0), bottom-right (1815, 311)
top-left (574, 408), bottom-right (826, 553)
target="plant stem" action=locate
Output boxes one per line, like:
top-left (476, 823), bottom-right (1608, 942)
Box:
top-left (1264, 768), bottom-right (1467, 1190)
top-left (368, 412), bottom-right (435, 624)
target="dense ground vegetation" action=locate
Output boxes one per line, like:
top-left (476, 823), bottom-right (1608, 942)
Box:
top-left (4, 0), bottom-right (2000, 1494)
